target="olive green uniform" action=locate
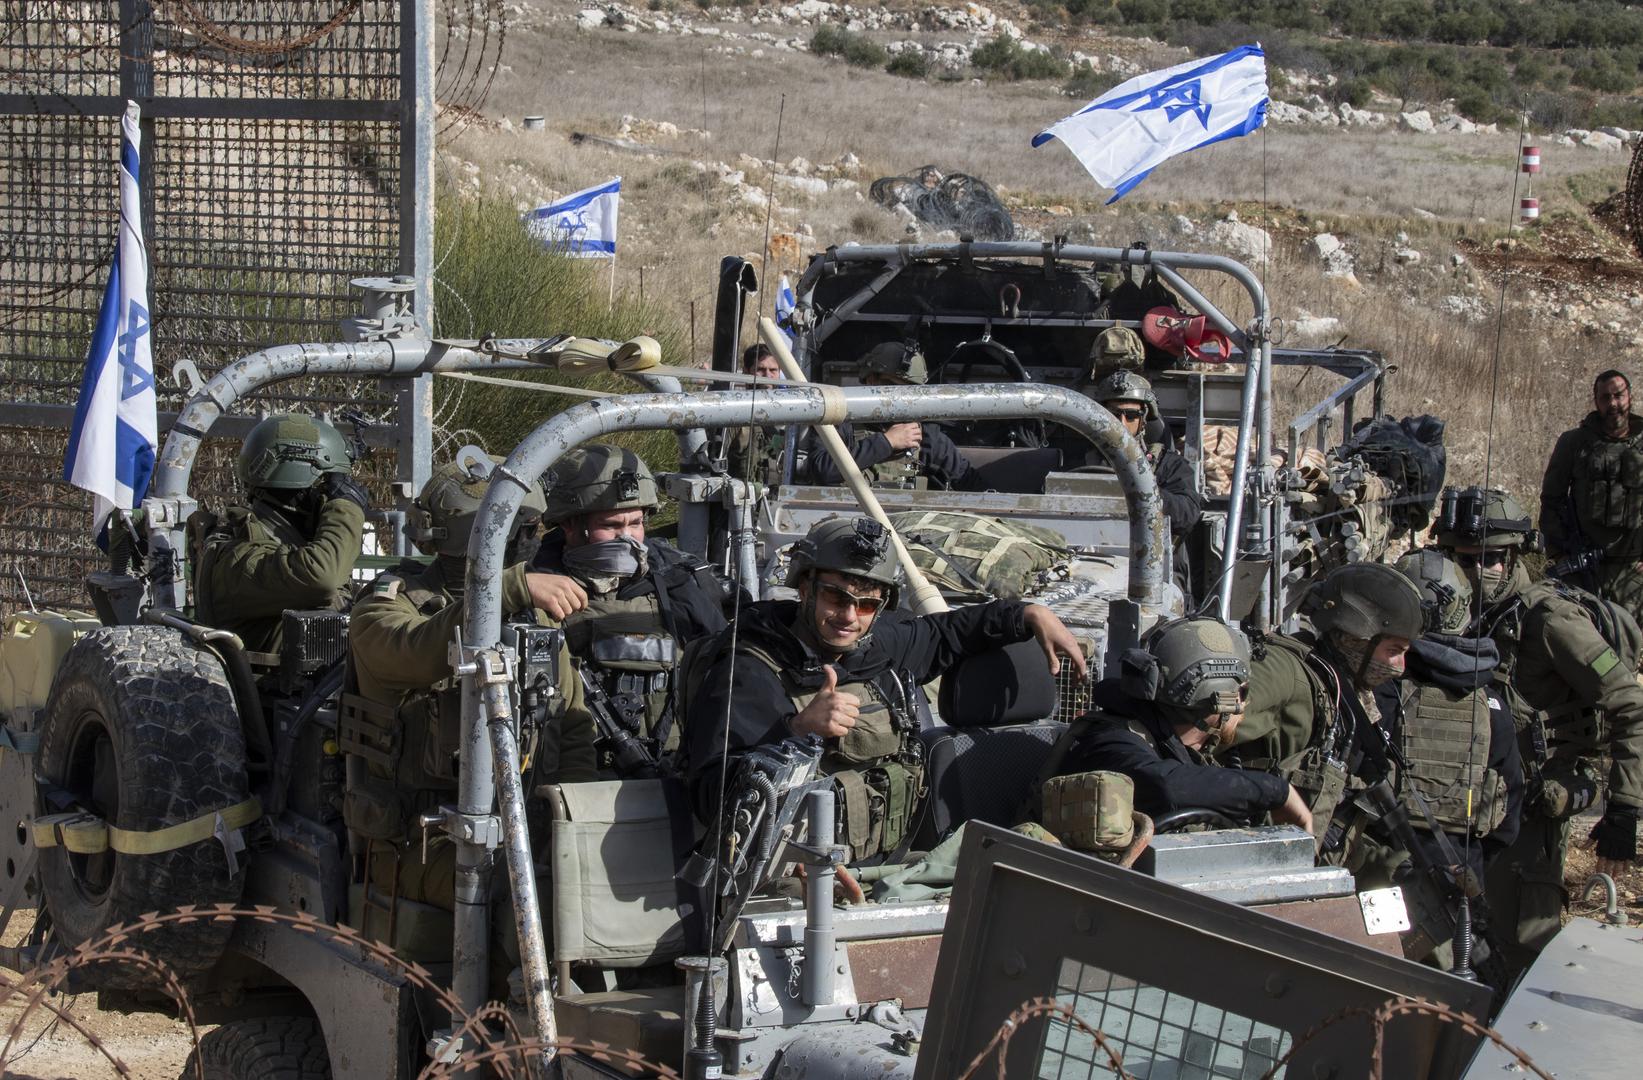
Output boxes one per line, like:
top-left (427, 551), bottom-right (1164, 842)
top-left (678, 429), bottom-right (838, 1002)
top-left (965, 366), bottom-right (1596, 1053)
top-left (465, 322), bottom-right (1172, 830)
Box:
top-left (345, 558), bottom-right (595, 909)
top-left (1540, 412), bottom-right (1643, 621)
top-left (192, 498), bottom-right (364, 653)
top-left (1478, 566), bottom-right (1643, 970)
top-left (1231, 632), bottom-right (1357, 849)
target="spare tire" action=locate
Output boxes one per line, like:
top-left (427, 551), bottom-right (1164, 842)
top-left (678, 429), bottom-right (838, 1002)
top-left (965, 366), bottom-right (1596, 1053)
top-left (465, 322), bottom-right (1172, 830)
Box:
top-left (38, 625), bottom-right (248, 986)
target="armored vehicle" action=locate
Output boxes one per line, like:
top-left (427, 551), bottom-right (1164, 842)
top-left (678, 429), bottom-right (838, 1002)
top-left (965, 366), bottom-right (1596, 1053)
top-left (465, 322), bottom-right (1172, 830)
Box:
top-left (0, 245), bottom-right (1584, 1080)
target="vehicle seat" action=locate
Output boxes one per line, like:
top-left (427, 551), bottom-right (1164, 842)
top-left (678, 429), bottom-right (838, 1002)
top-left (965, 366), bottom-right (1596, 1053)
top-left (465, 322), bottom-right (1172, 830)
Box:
top-left (915, 640), bottom-right (1067, 849)
top-left (544, 778), bottom-right (701, 979)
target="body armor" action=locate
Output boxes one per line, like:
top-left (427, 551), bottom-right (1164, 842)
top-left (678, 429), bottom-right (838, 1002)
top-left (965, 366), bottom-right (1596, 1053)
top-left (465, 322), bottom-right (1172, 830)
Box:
top-left (1571, 430), bottom-right (1643, 551)
top-left (858, 429), bottom-right (925, 490)
top-left (742, 643), bottom-right (924, 862)
top-left (1397, 682), bottom-right (1506, 836)
top-left (564, 587), bottom-right (680, 756)
top-left (1244, 635), bottom-right (1353, 846)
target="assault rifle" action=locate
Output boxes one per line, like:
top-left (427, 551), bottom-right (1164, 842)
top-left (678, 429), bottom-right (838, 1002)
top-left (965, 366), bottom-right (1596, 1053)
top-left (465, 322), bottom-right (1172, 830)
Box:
top-left (577, 664), bottom-right (661, 778)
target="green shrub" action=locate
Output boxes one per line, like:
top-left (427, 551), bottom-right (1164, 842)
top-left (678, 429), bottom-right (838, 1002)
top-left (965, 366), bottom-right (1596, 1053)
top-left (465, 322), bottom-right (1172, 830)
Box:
top-left (886, 49), bottom-right (930, 79)
top-left (811, 24), bottom-right (888, 69)
top-left (1064, 61), bottom-right (1118, 100)
top-left (431, 191), bottom-right (684, 470)
top-left (971, 34), bottom-right (1069, 81)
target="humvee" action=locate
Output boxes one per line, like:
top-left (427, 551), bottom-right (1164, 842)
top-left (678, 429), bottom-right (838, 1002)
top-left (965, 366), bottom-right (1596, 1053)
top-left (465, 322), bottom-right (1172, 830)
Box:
top-left (0, 244), bottom-right (1592, 1080)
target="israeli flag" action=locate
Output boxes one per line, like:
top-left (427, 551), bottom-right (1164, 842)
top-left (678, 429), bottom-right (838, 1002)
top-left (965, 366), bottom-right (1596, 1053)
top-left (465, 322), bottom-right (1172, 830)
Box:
top-left (63, 101), bottom-right (158, 544)
top-left (1033, 44), bottom-right (1268, 203)
top-left (774, 274), bottom-right (797, 342)
top-left (525, 177), bottom-right (621, 258)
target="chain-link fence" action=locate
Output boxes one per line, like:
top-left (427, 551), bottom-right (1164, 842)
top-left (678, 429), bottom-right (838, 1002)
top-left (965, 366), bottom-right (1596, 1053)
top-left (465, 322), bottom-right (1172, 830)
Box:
top-left (0, 1), bottom-right (497, 613)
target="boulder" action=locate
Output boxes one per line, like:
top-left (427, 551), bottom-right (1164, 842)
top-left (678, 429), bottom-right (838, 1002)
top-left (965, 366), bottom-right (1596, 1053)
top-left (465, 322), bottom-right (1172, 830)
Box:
top-left (776, 174), bottom-right (829, 197)
top-left (1309, 233), bottom-right (1355, 278)
top-left (1434, 114), bottom-right (1477, 135)
top-left (1583, 130), bottom-right (1623, 151)
top-left (1205, 215), bottom-right (1272, 264)
top-left (1393, 247), bottom-right (1422, 266)
top-left (1399, 110), bottom-right (1434, 133)
top-left (1291, 313), bottom-right (1343, 343)
top-left (577, 8), bottom-right (605, 31)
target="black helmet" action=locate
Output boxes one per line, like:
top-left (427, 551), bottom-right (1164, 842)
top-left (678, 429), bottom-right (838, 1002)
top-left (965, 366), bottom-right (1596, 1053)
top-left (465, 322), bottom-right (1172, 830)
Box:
top-left (786, 517), bottom-right (904, 609)
top-left (1308, 562), bottom-right (1425, 641)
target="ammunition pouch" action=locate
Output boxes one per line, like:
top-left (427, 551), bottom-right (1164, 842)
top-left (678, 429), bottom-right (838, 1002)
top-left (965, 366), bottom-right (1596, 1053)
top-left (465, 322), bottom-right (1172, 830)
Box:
top-left (1039, 770), bottom-right (1136, 852)
top-left (834, 760), bottom-right (923, 862)
top-left (1577, 436), bottom-right (1643, 540)
top-left (1283, 744), bottom-right (1347, 847)
top-left (338, 687), bottom-right (460, 842)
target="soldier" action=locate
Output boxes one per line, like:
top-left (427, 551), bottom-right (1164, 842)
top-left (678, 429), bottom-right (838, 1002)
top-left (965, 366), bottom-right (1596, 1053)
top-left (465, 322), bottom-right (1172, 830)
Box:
top-left (683, 516), bottom-right (1086, 863)
top-left (533, 444), bottom-right (739, 775)
top-left (1044, 616), bottom-right (1312, 829)
top-left (191, 413), bottom-right (370, 653)
top-left (726, 343), bottom-right (787, 486)
top-left (801, 341), bottom-right (984, 491)
top-left (1227, 561), bottom-right (1425, 854)
top-left (344, 454), bottom-right (594, 911)
top-left (1436, 485), bottom-right (1643, 974)
top-left (1349, 549), bottom-right (1524, 969)
top-left (1091, 370), bottom-right (1201, 538)
top-left (1539, 369), bottom-right (1643, 620)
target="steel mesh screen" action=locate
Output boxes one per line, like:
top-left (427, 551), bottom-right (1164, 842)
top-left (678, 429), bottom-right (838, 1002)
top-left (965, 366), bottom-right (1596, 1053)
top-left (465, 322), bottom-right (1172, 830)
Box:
top-left (1036, 958), bottom-right (1293, 1080)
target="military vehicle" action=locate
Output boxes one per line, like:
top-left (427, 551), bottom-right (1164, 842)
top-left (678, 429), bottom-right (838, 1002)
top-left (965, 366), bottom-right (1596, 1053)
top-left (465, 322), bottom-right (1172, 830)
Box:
top-left (0, 245), bottom-right (1603, 1080)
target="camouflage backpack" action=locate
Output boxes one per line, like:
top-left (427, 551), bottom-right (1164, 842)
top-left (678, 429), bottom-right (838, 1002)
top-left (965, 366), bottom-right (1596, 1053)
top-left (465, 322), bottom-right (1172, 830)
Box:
top-left (887, 511), bottom-right (1072, 601)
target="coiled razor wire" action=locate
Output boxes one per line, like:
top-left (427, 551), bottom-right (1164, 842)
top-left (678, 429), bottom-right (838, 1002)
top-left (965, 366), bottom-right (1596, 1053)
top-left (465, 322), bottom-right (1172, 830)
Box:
top-left (870, 164), bottom-right (1015, 241)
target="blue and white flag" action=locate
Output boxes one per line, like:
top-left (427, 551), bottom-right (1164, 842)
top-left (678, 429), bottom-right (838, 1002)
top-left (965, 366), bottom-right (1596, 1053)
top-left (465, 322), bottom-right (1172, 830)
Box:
top-left (774, 274), bottom-right (797, 342)
top-left (525, 177), bottom-right (621, 258)
top-left (1033, 44), bottom-right (1268, 203)
top-left (63, 100), bottom-right (158, 544)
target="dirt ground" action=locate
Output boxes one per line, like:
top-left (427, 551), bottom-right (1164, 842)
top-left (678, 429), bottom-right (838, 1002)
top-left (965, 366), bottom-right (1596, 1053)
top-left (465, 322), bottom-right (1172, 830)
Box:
top-left (0, 911), bottom-right (205, 1080)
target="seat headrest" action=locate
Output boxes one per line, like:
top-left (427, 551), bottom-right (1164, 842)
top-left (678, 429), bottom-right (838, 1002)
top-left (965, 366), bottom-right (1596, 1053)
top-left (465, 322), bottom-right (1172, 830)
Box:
top-left (938, 639), bottom-right (1060, 727)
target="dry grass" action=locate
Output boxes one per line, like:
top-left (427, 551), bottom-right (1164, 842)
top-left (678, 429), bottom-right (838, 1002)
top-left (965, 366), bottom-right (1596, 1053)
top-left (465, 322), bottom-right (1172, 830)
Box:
top-left (439, 9), bottom-right (1638, 515)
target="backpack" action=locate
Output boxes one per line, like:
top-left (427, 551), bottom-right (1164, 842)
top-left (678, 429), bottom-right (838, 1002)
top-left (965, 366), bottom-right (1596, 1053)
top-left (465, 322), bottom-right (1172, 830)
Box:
top-left (887, 511), bottom-right (1072, 601)
top-left (1337, 414), bottom-right (1447, 530)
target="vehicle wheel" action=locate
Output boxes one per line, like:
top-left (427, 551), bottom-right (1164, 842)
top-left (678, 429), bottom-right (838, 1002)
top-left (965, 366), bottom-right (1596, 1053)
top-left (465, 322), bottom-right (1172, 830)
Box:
top-left (181, 1017), bottom-right (331, 1080)
top-left (38, 625), bottom-right (248, 987)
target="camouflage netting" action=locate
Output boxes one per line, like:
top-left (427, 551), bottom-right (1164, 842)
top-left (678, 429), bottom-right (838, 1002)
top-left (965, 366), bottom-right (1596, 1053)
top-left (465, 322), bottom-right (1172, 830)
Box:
top-left (869, 165), bottom-right (1014, 241)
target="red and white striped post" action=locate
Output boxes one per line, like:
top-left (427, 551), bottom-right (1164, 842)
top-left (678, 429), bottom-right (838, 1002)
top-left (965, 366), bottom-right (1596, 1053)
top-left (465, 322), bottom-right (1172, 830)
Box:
top-left (1518, 144), bottom-right (1540, 225)
top-left (1521, 145), bottom-right (1540, 174)
top-left (1520, 197), bottom-right (1540, 222)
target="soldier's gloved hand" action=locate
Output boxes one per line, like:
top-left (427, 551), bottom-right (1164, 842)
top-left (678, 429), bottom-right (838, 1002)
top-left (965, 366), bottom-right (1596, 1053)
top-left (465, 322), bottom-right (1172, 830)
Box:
top-left (1590, 803), bottom-right (1639, 874)
top-left (322, 471), bottom-right (372, 512)
top-left (790, 665), bottom-right (859, 739)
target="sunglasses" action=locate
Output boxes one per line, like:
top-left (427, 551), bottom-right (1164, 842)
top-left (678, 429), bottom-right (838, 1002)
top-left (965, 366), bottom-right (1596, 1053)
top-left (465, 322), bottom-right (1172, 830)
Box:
top-left (1112, 407), bottom-right (1146, 421)
top-left (817, 581), bottom-right (886, 615)
top-left (1454, 550), bottom-right (1508, 570)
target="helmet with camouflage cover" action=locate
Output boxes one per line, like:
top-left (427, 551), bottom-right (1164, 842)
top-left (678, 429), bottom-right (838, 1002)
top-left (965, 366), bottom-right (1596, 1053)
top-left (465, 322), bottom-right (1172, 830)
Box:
top-left (1394, 548), bottom-right (1473, 635)
top-left (410, 449), bottom-right (548, 558)
top-left (1307, 562), bottom-right (1425, 642)
top-left (541, 444), bottom-right (659, 526)
top-left (1092, 369), bottom-right (1162, 427)
top-left (786, 516), bottom-right (904, 609)
top-left (1093, 325), bottom-right (1145, 369)
top-left (1122, 616), bottom-right (1251, 713)
top-left (237, 413), bottom-right (353, 492)
top-left (859, 341), bottom-right (928, 385)
top-left (1434, 486), bottom-right (1538, 551)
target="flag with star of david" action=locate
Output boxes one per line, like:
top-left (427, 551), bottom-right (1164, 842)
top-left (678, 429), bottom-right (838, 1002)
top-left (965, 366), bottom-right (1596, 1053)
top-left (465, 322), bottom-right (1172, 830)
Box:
top-left (1033, 44), bottom-right (1269, 203)
top-left (64, 100), bottom-right (158, 545)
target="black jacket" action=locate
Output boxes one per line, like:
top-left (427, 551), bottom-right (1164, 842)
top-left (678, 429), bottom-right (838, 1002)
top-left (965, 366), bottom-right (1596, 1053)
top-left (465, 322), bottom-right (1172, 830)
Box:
top-left (531, 532), bottom-right (744, 645)
top-left (1060, 681), bottom-right (1291, 823)
top-left (802, 421), bottom-right (983, 491)
top-left (1152, 444), bottom-right (1204, 538)
top-left (683, 598), bottom-right (1031, 817)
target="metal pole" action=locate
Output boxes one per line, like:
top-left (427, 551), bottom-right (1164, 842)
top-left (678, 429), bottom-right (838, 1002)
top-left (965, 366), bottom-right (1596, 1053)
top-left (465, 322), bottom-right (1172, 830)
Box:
top-left (801, 788), bottom-right (837, 1007)
top-left (1218, 344), bottom-right (1264, 625)
top-left (395, 0), bottom-right (438, 546)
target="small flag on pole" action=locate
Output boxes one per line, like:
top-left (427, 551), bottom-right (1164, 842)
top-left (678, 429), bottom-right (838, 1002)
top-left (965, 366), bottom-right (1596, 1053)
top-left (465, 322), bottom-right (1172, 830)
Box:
top-left (774, 274), bottom-right (797, 342)
top-left (1033, 44), bottom-right (1269, 203)
top-left (525, 177), bottom-right (621, 258)
top-left (63, 100), bottom-right (158, 546)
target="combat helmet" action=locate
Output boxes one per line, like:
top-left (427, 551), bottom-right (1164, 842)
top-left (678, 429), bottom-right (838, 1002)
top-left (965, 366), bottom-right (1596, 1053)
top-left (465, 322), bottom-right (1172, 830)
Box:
top-left (237, 414), bottom-right (352, 493)
top-left (786, 517), bottom-right (904, 609)
top-left (1092, 369), bottom-right (1162, 426)
top-left (1307, 562), bottom-right (1426, 642)
top-left (411, 449), bottom-right (547, 558)
top-left (1093, 325), bottom-right (1145, 370)
top-left (859, 341), bottom-right (929, 385)
top-left (1434, 486), bottom-right (1539, 552)
top-left (542, 444), bottom-right (659, 526)
top-left (1121, 616), bottom-right (1251, 713)
top-left (1395, 548), bottom-right (1473, 635)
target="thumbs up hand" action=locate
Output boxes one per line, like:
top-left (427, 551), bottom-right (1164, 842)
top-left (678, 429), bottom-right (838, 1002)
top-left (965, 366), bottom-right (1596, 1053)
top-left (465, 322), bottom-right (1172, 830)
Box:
top-left (790, 664), bottom-right (861, 739)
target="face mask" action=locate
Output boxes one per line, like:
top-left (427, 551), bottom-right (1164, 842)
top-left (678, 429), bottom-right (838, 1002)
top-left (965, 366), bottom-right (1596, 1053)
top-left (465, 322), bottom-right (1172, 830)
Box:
top-left (1330, 632), bottom-right (1403, 690)
top-left (1477, 565), bottom-right (1512, 604)
top-left (563, 535), bottom-right (647, 579)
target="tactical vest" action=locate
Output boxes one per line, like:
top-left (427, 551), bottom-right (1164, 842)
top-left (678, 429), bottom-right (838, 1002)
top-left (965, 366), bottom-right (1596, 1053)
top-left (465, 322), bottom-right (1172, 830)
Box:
top-left (740, 643), bottom-right (925, 862)
top-left (1244, 635), bottom-right (1353, 847)
top-left (860, 427), bottom-right (926, 490)
top-left (1397, 682), bottom-right (1506, 837)
top-left (1572, 430), bottom-right (1643, 550)
top-left (563, 588), bottom-right (680, 755)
